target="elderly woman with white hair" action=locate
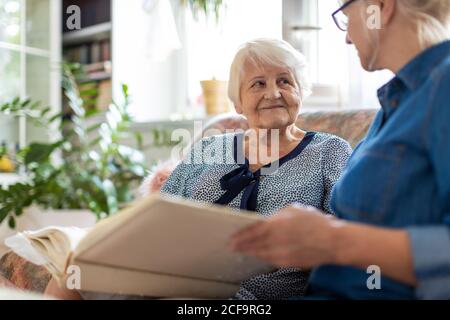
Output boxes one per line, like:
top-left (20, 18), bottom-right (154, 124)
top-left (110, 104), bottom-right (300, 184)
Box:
top-left (44, 38), bottom-right (352, 300)
top-left (159, 38), bottom-right (352, 299)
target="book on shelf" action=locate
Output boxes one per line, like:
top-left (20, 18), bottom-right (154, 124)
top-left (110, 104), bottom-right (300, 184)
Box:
top-left (90, 42), bottom-right (102, 64)
top-left (64, 41), bottom-right (111, 66)
top-left (4, 194), bottom-right (273, 298)
top-left (100, 40), bottom-right (111, 61)
top-left (78, 44), bottom-right (90, 65)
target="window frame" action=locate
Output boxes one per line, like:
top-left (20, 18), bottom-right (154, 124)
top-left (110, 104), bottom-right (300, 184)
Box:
top-left (0, 0), bottom-right (61, 147)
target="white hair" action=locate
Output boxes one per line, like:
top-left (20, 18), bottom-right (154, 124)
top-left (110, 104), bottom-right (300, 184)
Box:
top-left (360, 0), bottom-right (450, 49)
top-left (228, 38), bottom-right (312, 107)
top-left (357, 0), bottom-right (450, 70)
top-left (396, 0), bottom-right (450, 48)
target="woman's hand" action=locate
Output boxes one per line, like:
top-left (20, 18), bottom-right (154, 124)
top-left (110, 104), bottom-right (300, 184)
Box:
top-left (44, 277), bottom-right (82, 300)
top-left (228, 204), bottom-right (344, 269)
top-left (229, 204), bottom-right (418, 286)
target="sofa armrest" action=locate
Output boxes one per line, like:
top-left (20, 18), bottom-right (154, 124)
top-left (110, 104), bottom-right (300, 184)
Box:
top-left (0, 251), bottom-right (51, 293)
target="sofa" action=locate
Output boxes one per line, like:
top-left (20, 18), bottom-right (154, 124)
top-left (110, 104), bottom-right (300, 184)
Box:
top-left (0, 108), bottom-right (377, 296)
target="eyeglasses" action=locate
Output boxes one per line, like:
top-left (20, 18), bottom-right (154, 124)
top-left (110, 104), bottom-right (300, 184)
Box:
top-left (332, 0), bottom-right (360, 31)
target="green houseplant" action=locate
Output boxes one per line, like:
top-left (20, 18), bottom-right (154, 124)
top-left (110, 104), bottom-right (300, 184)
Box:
top-left (0, 64), bottom-right (148, 228)
top-left (181, 0), bottom-right (226, 22)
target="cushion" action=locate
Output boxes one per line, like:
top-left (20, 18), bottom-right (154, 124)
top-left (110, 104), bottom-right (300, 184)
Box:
top-left (0, 252), bottom-right (51, 293)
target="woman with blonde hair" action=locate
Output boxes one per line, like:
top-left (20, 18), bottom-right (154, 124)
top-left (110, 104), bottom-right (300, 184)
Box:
top-left (230, 0), bottom-right (450, 299)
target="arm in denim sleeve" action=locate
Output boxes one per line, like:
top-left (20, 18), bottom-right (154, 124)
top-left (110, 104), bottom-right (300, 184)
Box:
top-left (321, 136), bottom-right (352, 214)
top-left (407, 227), bottom-right (450, 299)
top-left (407, 69), bottom-right (450, 299)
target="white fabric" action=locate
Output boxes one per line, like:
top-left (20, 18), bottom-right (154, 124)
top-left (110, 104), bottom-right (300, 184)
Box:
top-left (4, 231), bottom-right (47, 265)
top-left (142, 0), bottom-right (181, 62)
top-left (4, 226), bottom-right (89, 266)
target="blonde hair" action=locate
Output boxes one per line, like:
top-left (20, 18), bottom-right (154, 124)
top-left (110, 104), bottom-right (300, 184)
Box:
top-left (363, 0), bottom-right (450, 48)
top-left (396, 0), bottom-right (450, 48)
top-left (228, 38), bottom-right (312, 107)
top-left (359, 0), bottom-right (450, 70)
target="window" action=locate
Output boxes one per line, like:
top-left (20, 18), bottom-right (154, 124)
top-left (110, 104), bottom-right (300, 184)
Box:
top-left (113, 0), bottom-right (282, 122)
top-left (185, 0), bottom-right (282, 113)
top-left (283, 0), bottom-right (393, 109)
top-left (115, 0), bottom-right (392, 123)
top-left (0, 0), bottom-right (61, 146)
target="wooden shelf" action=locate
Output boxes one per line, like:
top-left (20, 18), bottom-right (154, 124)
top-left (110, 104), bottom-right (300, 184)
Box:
top-left (77, 72), bottom-right (112, 83)
top-left (63, 22), bottom-right (112, 46)
top-left (83, 61), bottom-right (112, 73)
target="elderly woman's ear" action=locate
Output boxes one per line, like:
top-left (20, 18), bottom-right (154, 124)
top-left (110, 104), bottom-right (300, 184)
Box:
top-left (234, 103), bottom-right (243, 115)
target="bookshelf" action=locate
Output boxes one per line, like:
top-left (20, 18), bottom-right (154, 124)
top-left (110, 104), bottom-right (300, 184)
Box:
top-left (62, 0), bottom-right (112, 116)
top-left (62, 22), bottom-right (112, 46)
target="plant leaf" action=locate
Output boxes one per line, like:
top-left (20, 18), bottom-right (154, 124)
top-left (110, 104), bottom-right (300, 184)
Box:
top-left (24, 141), bottom-right (63, 165)
top-left (8, 216), bottom-right (16, 229)
top-left (102, 179), bottom-right (118, 214)
top-left (0, 206), bottom-right (11, 224)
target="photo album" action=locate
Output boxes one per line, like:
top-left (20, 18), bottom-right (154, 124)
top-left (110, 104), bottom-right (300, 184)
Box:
top-left (4, 194), bottom-right (273, 298)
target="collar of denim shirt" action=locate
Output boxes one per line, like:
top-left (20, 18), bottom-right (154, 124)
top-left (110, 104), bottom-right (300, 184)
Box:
top-left (377, 40), bottom-right (450, 117)
top-left (397, 39), bottom-right (450, 90)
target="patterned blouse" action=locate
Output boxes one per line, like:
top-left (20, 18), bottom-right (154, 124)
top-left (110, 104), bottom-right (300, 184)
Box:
top-left (161, 131), bottom-right (352, 300)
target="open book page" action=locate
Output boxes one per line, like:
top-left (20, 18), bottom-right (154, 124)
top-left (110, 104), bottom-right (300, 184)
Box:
top-left (4, 226), bottom-right (90, 281)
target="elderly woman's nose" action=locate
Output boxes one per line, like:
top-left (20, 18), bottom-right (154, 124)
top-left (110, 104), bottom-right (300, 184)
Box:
top-left (264, 83), bottom-right (282, 99)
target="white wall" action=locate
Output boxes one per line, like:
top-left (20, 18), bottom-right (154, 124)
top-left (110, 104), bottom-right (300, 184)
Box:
top-left (112, 0), bottom-right (187, 122)
top-left (185, 0), bottom-right (282, 110)
top-left (112, 0), bottom-right (283, 122)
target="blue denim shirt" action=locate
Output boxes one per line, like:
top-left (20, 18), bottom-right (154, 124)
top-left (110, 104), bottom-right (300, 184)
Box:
top-left (307, 40), bottom-right (450, 299)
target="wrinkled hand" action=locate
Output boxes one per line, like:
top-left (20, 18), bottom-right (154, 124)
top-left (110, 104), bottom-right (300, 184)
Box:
top-left (228, 204), bottom-right (344, 269)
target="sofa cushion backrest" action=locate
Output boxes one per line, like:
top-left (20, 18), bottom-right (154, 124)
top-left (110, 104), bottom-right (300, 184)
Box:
top-left (202, 109), bottom-right (377, 148)
top-left (296, 109), bottom-right (377, 147)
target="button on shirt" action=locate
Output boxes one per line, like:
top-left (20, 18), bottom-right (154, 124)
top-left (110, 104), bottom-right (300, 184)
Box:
top-left (307, 40), bottom-right (450, 299)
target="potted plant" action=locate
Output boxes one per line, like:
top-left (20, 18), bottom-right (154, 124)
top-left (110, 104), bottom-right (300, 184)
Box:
top-left (181, 0), bottom-right (232, 116)
top-left (0, 64), bottom-right (148, 243)
top-left (200, 79), bottom-right (231, 115)
top-left (181, 0), bottom-right (226, 23)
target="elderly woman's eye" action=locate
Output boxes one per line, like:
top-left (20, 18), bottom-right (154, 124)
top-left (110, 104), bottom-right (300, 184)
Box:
top-left (252, 81), bottom-right (265, 88)
top-left (279, 78), bottom-right (291, 85)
